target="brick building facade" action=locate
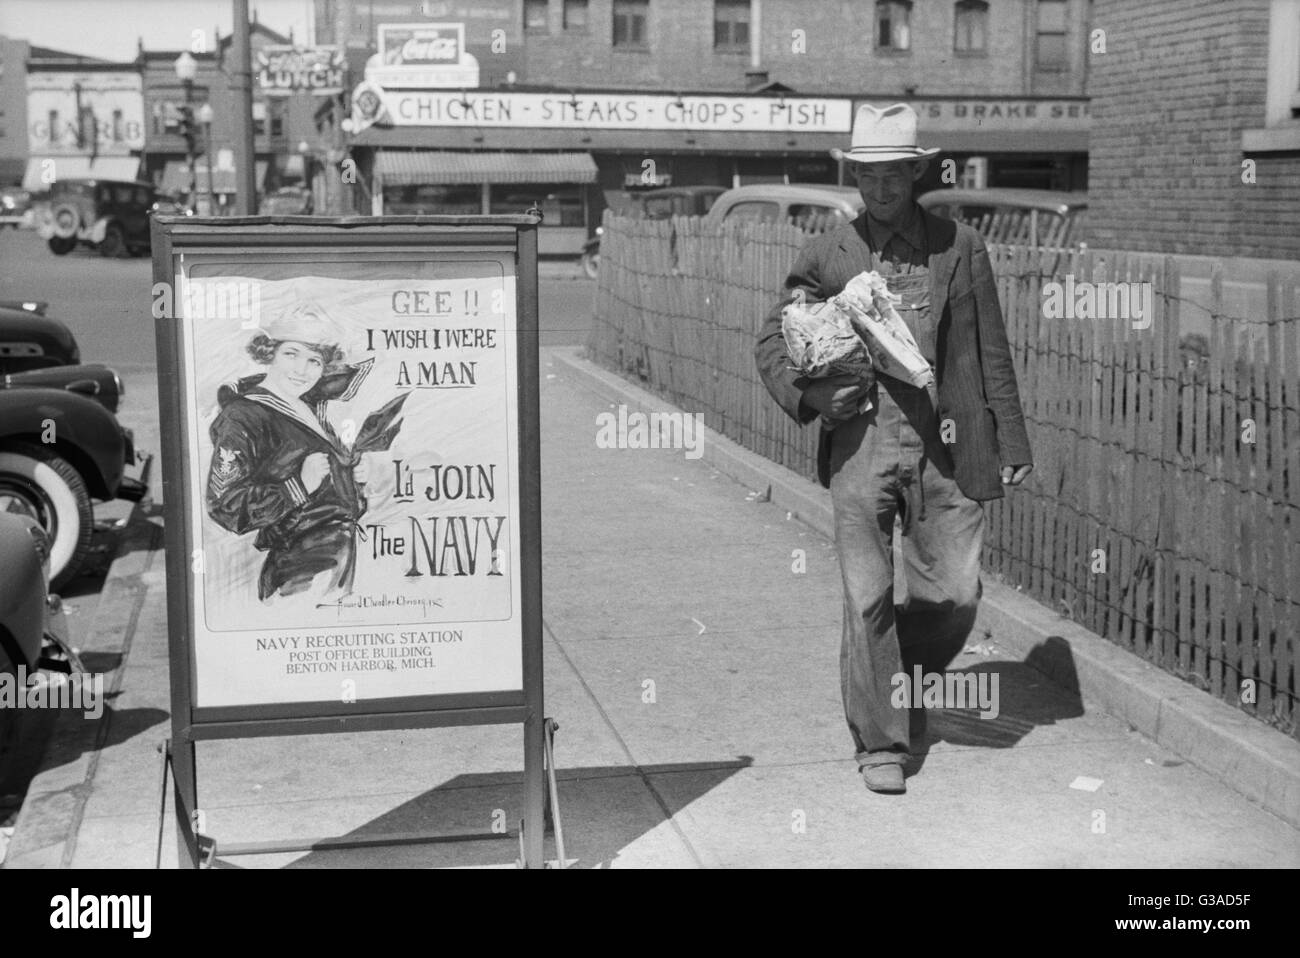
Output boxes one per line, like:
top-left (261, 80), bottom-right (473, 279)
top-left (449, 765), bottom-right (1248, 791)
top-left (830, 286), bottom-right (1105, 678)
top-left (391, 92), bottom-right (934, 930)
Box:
top-left (318, 0), bottom-right (1093, 241)
top-left (515, 0), bottom-right (1090, 98)
top-left (1086, 0), bottom-right (1300, 258)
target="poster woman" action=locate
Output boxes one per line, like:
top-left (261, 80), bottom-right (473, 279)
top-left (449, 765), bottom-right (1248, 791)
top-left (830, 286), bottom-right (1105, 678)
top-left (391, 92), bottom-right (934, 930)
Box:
top-left (204, 305), bottom-right (403, 601)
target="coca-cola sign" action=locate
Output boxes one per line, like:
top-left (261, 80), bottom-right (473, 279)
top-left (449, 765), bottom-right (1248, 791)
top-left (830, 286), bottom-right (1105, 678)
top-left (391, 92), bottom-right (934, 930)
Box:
top-left (379, 24), bottom-right (463, 66)
top-left (257, 46), bottom-right (347, 96)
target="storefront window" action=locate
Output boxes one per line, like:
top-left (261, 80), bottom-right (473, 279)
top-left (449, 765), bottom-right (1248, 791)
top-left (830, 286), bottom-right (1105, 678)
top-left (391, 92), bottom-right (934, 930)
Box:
top-left (490, 183), bottom-right (585, 226)
top-left (386, 184), bottom-right (481, 215)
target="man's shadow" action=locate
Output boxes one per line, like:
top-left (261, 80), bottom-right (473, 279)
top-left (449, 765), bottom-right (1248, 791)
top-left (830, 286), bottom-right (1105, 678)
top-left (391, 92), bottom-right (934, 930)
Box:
top-left (905, 636), bottom-right (1083, 777)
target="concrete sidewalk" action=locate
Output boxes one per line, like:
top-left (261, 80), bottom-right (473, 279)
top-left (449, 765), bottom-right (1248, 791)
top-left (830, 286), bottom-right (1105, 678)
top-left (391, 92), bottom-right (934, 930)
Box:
top-left (5, 346), bottom-right (1298, 868)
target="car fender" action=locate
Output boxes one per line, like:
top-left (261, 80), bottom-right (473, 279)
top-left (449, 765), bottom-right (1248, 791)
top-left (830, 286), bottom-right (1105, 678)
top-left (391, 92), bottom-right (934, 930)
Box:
top-left (0, 388), bottom-right (125, 499)
top-left (90, 216), bottom-right (111, 244)
top-left (0, 513), bottom-right (46, 672)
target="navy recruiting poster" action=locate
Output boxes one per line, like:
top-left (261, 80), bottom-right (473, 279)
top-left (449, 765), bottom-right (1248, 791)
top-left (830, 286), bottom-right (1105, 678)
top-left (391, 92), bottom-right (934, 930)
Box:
top-left (171, 252), bottom-right (522, 707)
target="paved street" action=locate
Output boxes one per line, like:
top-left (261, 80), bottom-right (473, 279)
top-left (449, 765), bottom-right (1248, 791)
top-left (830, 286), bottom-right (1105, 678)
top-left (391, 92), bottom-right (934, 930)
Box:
top-left (1, 226), bottom-right (1297, 868)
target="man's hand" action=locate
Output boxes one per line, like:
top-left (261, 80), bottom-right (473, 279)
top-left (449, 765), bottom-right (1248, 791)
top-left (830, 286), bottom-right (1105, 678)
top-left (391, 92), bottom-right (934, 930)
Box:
top-left (1001, 464), bottom-right (1033, 486)
top-left (801, 374), bottom-right (872, 421)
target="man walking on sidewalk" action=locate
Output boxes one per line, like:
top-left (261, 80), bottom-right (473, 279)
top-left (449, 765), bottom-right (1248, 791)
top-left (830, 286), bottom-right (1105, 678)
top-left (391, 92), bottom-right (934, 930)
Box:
top-left (754, 104), bottom-right (1033, 794)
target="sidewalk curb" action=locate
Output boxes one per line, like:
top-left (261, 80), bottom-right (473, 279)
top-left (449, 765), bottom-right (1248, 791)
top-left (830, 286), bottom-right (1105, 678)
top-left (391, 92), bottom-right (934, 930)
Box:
top-left (550, 345), bottom-right (1300, 829)
top-left (3, 506), bottom-right (164, 869)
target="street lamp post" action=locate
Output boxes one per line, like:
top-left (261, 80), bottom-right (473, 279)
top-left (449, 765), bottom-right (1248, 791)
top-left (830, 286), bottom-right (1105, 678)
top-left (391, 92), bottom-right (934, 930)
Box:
top-left (174, 52), bottom-right (197, 213)
top-left (197, 102), bottom-right (215, 215)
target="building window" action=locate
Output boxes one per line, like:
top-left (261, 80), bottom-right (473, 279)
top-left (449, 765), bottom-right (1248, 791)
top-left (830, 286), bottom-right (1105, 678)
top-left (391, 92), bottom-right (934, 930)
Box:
top-left (1035, 0), bottom-right (1068, 70)
top-left (563, 0), bottom-right (588, 31)
top-left (715, 0), bottom-right (751, 52)
top-left (524, 0), bottom-right (549, 33)
top-left (253, 101), bottom-right (282, 137)
top-left (954, 0), bottom-right (988, 53)
top-left (876, 0), bottom-right (912, 51)
top-left (1261, 0), bottom-right (1300, 123)
top-left (613, 0), bottom-right (648, 48)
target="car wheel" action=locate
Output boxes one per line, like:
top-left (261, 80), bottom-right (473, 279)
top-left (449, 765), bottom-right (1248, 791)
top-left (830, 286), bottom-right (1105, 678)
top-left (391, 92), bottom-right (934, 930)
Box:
top-left (581, 248), bottom-right (600, 280)
top-left (100, 222), bottom-right (127, 258)
top-left (47, 236), bottom-right (76, 255)
top-left (0, 443), bottom-right (94, 592)
top-left (51, 203), bottom-right (80, 239)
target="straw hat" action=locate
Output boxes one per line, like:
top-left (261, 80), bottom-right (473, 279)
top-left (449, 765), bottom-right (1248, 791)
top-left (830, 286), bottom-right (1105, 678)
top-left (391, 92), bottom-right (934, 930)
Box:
top-left (831, 103), bottom-right (939, 164)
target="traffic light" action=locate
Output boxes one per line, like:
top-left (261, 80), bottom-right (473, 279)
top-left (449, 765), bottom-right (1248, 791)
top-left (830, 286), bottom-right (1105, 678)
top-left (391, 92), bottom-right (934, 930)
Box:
top-left (178, 105), bottom-right (196, 150)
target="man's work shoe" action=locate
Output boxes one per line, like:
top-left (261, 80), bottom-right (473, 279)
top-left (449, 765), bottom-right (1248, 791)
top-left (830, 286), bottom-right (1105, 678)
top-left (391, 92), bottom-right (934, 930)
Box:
top-left (861, 763), bottom-right (906, 794)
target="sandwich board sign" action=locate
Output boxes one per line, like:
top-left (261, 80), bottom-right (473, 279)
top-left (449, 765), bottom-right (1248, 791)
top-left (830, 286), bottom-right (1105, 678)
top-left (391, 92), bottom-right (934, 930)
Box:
top-left (150, 214), bottom-right (549, 867)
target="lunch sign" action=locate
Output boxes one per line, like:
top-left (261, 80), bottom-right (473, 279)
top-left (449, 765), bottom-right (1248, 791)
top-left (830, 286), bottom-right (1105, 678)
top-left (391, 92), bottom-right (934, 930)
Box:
top-left (256, 46), bottom-right (348, 96)
top-left (151, 214), bottom-right (550, 867)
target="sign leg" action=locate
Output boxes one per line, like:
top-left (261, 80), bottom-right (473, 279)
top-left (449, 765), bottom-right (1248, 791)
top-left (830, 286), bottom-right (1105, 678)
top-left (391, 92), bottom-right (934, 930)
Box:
top-left (522, 710), bottom-right (545, 868)
top-left (172, 736), bottom-right (199, 869)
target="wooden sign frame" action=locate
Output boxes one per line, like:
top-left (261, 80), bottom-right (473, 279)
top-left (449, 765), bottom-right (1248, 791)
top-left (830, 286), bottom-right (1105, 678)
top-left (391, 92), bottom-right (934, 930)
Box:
top-left (150, 214), bottom-right (547, 868)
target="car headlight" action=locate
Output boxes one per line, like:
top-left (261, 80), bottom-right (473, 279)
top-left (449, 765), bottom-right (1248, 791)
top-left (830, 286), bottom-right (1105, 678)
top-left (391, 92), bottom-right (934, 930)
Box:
top-left (113, 371), bottom-right (125, 410)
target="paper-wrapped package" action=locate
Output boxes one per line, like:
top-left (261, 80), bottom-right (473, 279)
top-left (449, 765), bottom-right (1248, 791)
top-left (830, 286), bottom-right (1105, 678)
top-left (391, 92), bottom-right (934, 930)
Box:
top-left (780, 293), bottom-right (874, 414)
top-left (832, 271), bottom-right (936, 400)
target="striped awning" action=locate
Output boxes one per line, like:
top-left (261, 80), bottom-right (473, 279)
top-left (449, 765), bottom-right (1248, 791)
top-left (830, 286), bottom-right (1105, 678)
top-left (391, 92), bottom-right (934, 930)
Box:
top-left (375, 150), bottom-right (598, 186)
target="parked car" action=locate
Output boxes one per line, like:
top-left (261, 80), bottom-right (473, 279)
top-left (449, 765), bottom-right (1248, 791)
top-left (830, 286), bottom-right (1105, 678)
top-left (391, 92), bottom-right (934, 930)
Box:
top-left (1, 186), bottom-right (32, 229)
top-left (583, 186), bottom-right (728, 278)
top-left (150, 191), bottom-right (193, 217)
top-left (0, 512), bottom-right (52, 673)
top-left (918, 187), bottom-right (1088, 247)
top-left (259, 186), bottom-right (314, 216)
top-left (703, 183), bottom-right (865, 233)
top-left (0, 511), bottom-right (84, 675)
top-left (0, 302), bottom-right (147, 589)
top-left (31, 178), bottom-right (159, 257)
top-left (0, 301), bottom-right (80, 373)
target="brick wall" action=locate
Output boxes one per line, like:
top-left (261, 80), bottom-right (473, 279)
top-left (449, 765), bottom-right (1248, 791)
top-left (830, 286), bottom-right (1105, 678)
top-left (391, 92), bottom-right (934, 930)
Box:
top-left (1087, 0), bottom-right (1297, 258)
top-left (519, 0), bottom-right (1086, 97)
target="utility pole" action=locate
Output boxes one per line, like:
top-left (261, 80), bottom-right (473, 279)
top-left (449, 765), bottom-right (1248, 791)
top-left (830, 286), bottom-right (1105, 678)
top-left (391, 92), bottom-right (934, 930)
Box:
top-left (328, 0), bottom-right (354, 214)
top-left (231, 0), bottom-right (256, 214)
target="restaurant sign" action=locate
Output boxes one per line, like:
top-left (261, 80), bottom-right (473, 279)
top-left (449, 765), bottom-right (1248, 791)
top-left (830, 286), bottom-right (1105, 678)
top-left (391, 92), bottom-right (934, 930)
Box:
top-left (257, 46), bottom-right (347, 96)
top-left (347, 87), bottom-right (852, 134)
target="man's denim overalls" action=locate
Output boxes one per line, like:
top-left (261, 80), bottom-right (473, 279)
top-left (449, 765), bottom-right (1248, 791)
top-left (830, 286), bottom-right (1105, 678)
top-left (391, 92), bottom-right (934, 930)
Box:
top-left (827, 215), bottom-right (986, 768)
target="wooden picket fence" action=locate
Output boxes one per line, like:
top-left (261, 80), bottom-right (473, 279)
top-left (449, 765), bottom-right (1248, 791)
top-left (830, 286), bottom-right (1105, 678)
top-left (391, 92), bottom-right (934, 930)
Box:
top-left (587, 212), bottom-right (1300, 739)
